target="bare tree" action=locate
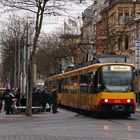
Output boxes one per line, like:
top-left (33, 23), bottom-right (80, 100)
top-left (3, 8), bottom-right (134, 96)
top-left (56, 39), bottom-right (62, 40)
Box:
top-left (0, 0), bottom-right (65, 116)
top-left (0, 15), bottom-right (34, 87)
top-left (0, 0), bottom-right (90, 116)
top-left (60, 33), bottom-right (80, 63)
top-left (94, 2), bottom-right (134, 56)
top-left (36, 33), bottom-right (61, 76)
top-left (36, 32), bottom-right (70, 76)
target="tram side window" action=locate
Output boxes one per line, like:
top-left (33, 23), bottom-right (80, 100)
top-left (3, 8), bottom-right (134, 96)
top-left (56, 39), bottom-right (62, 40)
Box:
top-left (58, 80), bottom-right (61, 92)
top-left (70, 76), bottom-right (78, 93)
top-left (61, 78), bottom-right (69, 93)
top-left (53, 80), bottom-right (59, 92)
top-left (88, 73), bottom-right (94, 93)
top-left (93, 68), bottom-right (102, 92)
top-left (80, 74), bottom-right (88, 93)
top-left (53, 80), bottom-right (58, 88)
top-left (80, 73), bottom-right (94, 93)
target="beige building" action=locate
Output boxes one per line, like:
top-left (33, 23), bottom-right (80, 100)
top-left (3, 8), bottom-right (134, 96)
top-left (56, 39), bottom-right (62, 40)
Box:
top-left (77, 0), bottom-right (140, 65)
top-left (80, 6), bottom-right (94, 62)
top-left (129, 18), bottom-right (140, 65)
top-left (98, 1), bottom-right (140, 61)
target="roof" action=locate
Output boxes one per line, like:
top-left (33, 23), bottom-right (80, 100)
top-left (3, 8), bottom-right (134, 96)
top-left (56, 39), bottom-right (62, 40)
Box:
top-left (95, 54), bottom-right (131, 63)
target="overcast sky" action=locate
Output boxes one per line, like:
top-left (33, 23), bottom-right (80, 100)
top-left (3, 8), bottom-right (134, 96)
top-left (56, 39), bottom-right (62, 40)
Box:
top-left (41, 0), bottom-right (94, 33)
top-left (0, 0), bottom-right (93, 34)
top-left (42, 1), bottom-right (93, 33)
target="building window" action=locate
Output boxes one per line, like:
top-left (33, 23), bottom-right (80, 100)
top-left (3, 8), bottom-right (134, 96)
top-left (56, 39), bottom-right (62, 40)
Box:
top-left (125, 35), bottom-right (129, 50)
top-left (111, 34), bottom-right (115, 47)
top-left (118, 13), bottom-right (124, 25)
top-left (118, 33), bottom-right (122, 50)
top-left (124, 13), bottom-right (129, 24)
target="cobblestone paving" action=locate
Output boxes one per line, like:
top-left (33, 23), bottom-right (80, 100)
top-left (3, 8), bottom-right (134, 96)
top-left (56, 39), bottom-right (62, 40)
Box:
top-left (0, 109), bottom-right (140, 140)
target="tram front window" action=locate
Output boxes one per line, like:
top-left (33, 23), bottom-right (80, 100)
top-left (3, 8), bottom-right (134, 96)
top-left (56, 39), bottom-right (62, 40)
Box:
top-left (102, 65), bottom-right (133, 92)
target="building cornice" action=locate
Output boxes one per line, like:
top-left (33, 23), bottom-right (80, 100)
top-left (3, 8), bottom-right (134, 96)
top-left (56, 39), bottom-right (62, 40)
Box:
top-left (101, 1), bottom-right (140, 14)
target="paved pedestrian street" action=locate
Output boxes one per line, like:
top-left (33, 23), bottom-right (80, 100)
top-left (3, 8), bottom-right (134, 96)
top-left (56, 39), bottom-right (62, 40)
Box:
top-left (0, 109), bottom-right (90, 140)
top-left (0, 108), bottom-right (140, 140)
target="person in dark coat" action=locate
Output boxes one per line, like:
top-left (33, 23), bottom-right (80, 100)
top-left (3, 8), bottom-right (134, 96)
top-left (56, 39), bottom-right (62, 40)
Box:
top-left (15, 88), bottom-right (20, 106)
top-left (2, 89), bottom-right (14, 115)
top-left (0, 98), bottom-right (2, 112)
top-left (0, 89), bottom-right (4, 112)
top-left (50, 86), bottom-right (58, 114)
top-left (20, 95), bottom-right (26, 106)
top-left (41, 89), bottom-right (51, 112)
top-left (32, 89), bottom-right (42, 106)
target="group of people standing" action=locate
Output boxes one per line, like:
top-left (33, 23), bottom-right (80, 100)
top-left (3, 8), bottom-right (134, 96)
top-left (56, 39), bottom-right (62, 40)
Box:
top-left (0, 86), bottom-right (58, 115)
top-left (0, 88), bottom-right (20, 115)
top-left (33, 86), bottom-right (58, 114)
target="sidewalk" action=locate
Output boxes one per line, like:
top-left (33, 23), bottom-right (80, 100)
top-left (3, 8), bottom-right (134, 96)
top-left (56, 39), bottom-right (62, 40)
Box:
top-left (0, 108), bottom-right (76, 119)
top-left (136, 105), bottom-right (140, 112)
top-left (0, 106), bottom-right (140, 117)
top-left (135, 102), bottom-right (140, 112)
top-left (0, 108), bottom-right (79, 140)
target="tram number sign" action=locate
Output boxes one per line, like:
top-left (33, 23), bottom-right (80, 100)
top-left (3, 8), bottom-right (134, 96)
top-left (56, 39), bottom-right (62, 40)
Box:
top-left (114, 100), bottom-right (121, 103)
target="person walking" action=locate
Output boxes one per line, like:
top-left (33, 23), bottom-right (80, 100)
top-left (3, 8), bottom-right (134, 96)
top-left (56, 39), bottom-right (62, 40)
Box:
top-left (2, 89), bottom-right (14, 115)
top-left (50, 86), bottom-right (58, 114)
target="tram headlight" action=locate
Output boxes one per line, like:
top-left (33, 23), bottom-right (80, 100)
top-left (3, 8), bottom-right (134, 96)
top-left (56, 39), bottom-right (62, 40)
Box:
top-left (104, 99), bottom-right (109, 103)
top-left (127, 99), bottom-right (131, 103)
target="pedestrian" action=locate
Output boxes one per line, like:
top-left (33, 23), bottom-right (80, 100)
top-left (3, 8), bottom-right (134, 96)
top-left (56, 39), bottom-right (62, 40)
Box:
top-left (19, 95), bottom-right (26, 112)
top-left (0, 91), bottom-right (3, 112)
top-left (41, 89), bottom-right (47, 112)
top-left (20, 95), bottom-right (26, 106)
top-left (46, 90), bottom-right (51, 111)
top-left (15, 88), bottom-right (20, 106)
top-left (41, 88), bottom-right (51, 112)
top-left (11, 98), bottom-right (17, 114)
top-left (33, 89), bottom-right (42, 106)
top-left (138, 92), bottom-right (140, 106)
top-left (0, 100), bottom-right (2, 112)
top-left (50, 86), bottom-right (58, 114)
top-left (2, 89), bottom-right (15, 115)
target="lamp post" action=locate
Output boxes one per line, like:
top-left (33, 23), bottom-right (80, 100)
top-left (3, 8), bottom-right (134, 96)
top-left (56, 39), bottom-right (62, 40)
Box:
top-left (14, 41), bottom-right (17, 92)
top-left (25, 0), bottom-right (31, 114)
top-left (25, 18), bottom-right (31, 113)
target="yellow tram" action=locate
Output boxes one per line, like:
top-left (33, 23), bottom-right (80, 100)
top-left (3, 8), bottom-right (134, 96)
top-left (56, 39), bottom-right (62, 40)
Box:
top-left (46, 55), bottom-right (136, 117)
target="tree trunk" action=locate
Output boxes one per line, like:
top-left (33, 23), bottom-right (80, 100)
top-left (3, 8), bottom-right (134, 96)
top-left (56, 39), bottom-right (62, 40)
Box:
top-left (25, 56), bottom-right (34, 116)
